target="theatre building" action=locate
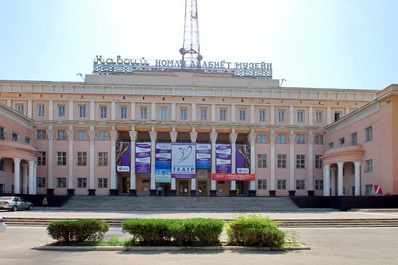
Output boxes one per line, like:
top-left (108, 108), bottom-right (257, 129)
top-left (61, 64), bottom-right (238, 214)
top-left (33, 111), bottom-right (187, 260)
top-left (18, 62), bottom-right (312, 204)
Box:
top-left (0, 59), bottom-right (396, 197)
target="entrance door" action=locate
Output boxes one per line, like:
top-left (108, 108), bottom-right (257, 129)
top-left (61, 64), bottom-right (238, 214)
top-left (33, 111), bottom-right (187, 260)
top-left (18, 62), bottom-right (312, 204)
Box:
top-left (198, 181), bottom-right (208, 197)
top-left (121, 175), bottom-right (130, 195)
top-left (178, 180), bottom-right (190, 196)
top-left (236, 181), bottom-right (246, 196)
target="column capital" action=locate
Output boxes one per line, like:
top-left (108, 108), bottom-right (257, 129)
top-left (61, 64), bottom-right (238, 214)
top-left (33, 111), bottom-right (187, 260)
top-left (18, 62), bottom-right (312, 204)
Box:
top-left (270, 133), bottom-right (277, 143)
top-left (110, 130), bottom-right (119, 141)
top-left (13, 157), bottom-right (21, 164)
top-left (248, 133), bottom-right (256, 145)
top-left (129, 130), bottom-right (138, 142)
top-left (190, 131), bottom-right (198, 143)
top-left (169, 131), bottom-right (178, 143)
top-left (67, 130), bottom-right (74, 140)
top-left (229, 132), bottom-right (238, 144)
top-left (88, 130), bottom-right (96, 141)
top-left (307, 134), bottom-right (315, 144)
top-left (47, 130), bottom-right (54, 140)
top-left (210, 132), bottom-right (218, 143)
top-left (289, 134), bottom-right (296, 143)
top-left (354, 161), bottom-right (362, 166)
top-left (149, 131), bottom-right (157, 142)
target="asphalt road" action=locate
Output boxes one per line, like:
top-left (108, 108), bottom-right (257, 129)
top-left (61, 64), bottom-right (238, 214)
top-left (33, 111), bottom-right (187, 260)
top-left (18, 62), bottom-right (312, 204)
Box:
top-left (0, 226), bottom-right (397, 265)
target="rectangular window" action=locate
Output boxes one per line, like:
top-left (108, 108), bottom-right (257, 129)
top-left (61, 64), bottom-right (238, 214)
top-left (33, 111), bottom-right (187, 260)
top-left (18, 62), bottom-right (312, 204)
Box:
top-left (77, 178), bottom-right (87, 188)
top-left (57, 130), bottom-right (67, 140)
top-left (296, 134), bottom-right (306, 144)
top-left (239, 110), bottom-right (246, 121)
top-left (36, 130), bottom-right (46, 140)
top-left (259, 110), bottom-right (266, 122)
top-left (365, 184), bottom-right (373, 196)
top-left (98, 178), bottom-right (108, 188)
top-left (77, 152), bottom-right (87, 166)
top-left (258, 154), bottom-right (267, 168)
top-left (315, 135), bottom-right (324, 145)
top-left (278, 111), bottom-right (285, 122)
top-left (38, 151), bottom-right (46, 166)
top-left (220, 109), bottom-right (226, 121)
top-left (297, 111), bottom-right (304, 123)
top-left (12, 132), bottom-right (18, 142)
top-left (57, 152), bottom-right (67, 166)
top-left (16, 105), bottom-right (24, 114)
top-left (315, 180), bottom-right (324, 190)
top-left (120, 107), bottom-right (127, 119)
top-left (328, 142), bottom-right (334, 149)
top-left (160, 108), bottom-right (167, 120)
top-left (180, 108), bottom-right (187, 120)
top-left (296, 180), bottom-right (305, 190)
top-left (140, 107), bottom-right (147, 119)
top-left (334, 112), bottom-right (341, 122)
top-left (77, 130), bottom-right (87, 141)
top-left (277, 134), bottom-right (287, 144)
top-left (79, 105), bottom-right (86, 118)
top-left (98, 152), bottom-right (108, 166)
top-left (98, 131), bottom-right (108, 141)
top-left (351, 132), bottom-right (358, 145)
top-left (315, 155), bottom-right (323, 169)
top-left (365, 159), bottom-right (373, 172)
top-left (257, 134), bottom-right (267, 143)
top-left (58, 105), bottom-right (65, 117)
top-left (57, 178), bottom-right (66, 188)
top-left (339, 137), bottom-right (345, 146)
top-left (277, 179), bottom-right (287, 190)
top-left (296, 155), bottom-right (306, 169)
top-left (100, 106), bottom-right (107, 118)
top-left (200, 109), bottom-right (207, 120)
top-left (38, 105), bottom-right (45, 117)
top-left (25, 137), bottom-right (31, 144)
top-left (37, 177), bottom-right (46, 188)
top-left (277, 154), bottom-right (287, 168)
top-left (0, 127), bottom-right (4, 140)
top-left (365, 126), bottom-right (373, 142)
top-left (316, 112), bottom-right (323, 123)
top-left (257, 179), bottom-right (267, 190)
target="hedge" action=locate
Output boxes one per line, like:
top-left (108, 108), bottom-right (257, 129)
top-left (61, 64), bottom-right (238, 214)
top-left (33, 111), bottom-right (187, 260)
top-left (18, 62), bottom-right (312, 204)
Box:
top-left (122, 218), bottom-right (224, 246)
top-left (47, 219), bottom-right (109, 243)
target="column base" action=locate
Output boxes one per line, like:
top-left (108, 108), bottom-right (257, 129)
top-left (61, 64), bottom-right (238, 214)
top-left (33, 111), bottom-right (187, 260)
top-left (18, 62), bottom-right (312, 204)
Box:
top-left (150, 189), bottom-right (157, 196)
top-left (129, 189), bottom-right (137, 196)
top-left (248, 190), bottom-right (257, 197)
top-left (88, 189), bottom-right (96, 196)
top-left (67, 189), bottom-right (75, 196)
top-left (307, 190), bottom-right (315, 197)
top-left (46, 189), bottom-right (54, 196)
top-left (229, 190), bottom-right (237, 197)
top-left (288, 190), bottom-right (296, 197)
top-left (109, 189), bottom-right (118, 196)
top-left (170, 190), bottom-right (177, 196)
top-left (210, 190), bottom-right (217, 197)
top-left (269, 190), bottom-right (276, 197)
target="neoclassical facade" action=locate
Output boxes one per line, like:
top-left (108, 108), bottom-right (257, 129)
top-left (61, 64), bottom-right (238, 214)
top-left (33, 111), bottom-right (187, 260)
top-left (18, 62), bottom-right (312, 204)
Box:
top-left (2, 71), bottom-right (393, 197)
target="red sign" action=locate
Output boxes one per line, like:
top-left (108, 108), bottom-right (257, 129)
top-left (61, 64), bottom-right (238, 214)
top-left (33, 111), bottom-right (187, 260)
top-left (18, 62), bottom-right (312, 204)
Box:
top-left (211, 173), bottom-right (255, 181)
top-left (374, 185), bottom-right (383, 195)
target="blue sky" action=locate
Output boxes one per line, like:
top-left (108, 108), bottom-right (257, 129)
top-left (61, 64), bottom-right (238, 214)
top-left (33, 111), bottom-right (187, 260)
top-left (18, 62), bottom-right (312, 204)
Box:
top-left (0, 0), bottom-right (397, 89)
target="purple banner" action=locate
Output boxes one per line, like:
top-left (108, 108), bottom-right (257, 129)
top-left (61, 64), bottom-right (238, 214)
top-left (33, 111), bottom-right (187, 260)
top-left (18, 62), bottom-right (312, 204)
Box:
top-left (116, 142), bottom-right (131, 172)
top-left (196, 144), bottom-right (211, 169)
top-left (156, 143), bottom-right (172, 169)
top-left (236, 144), bottom-right (251, 174)
top-left (216, 144), bottom-right (231, 173)
top-left (135, 143), bottom-right (151, 173)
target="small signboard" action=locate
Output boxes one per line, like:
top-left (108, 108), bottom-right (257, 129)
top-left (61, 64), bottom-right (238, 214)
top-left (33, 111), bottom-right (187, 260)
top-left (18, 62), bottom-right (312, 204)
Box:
top-left (211, 173), bottom-right (255, 181)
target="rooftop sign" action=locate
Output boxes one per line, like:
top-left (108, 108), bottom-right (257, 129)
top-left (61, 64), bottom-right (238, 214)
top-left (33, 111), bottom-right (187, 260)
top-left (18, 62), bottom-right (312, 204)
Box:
top-left (93, 55), bottom-right (272, 78)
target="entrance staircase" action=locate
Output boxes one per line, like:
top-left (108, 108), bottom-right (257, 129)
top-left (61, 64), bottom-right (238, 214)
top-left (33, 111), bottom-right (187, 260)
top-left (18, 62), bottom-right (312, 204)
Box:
top-left (62, 196), bottom-right (300, 211)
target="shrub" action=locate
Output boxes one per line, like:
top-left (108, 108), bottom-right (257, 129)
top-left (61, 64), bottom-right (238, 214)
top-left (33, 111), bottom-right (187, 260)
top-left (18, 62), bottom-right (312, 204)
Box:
top-left (226, 214), bottom-right (286, 247)
top-left (122, 219), bottom-right (175, 246)
top-left (47, 219), bottom-right (109, 243)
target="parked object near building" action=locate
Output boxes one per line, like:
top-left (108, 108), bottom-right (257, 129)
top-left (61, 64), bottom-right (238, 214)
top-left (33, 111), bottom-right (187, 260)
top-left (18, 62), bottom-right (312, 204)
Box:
top-left (0, 196), bottom-right (34, 211)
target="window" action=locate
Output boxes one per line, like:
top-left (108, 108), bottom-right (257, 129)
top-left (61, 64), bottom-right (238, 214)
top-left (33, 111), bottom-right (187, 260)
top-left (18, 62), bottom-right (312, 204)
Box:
top-left (160, 108), bottom-right (167, 120)
top-left (77, 131), bottom-right (87, 141)
top-left (36, 130), bottom-right (46, 140)
top-left (0, 127), bottom-right (4, 140)
top-left (339, 138), bottom-right (345, 146)
top-left (365, 184), bottom-right (373, 196)
top-left (297, 111), bottom-right (304, 123)
top-left (57, 130), bottom-right (67, 140)
top-left (220, 109), bottom-right (226, 121)
top-left (315, 180), bottom-right (324, 190)
top-left (77, 178), bottom-right (87, 188)
top-left (259, 110), bottom-right (266, 122)
top-left (277, 154), bottom-right (287, 168)
top-left (200, 109), bottom-right (207, 120)
top-left (180, 108), bottom-right (187, 120)
top-left (98, 131), bottom-right (108, 141)
top-left (258, 180), bottom-right (267, 190)
top-left (315, 155), bottom-right (323, 169)
top-left (16, 105), bottom-right (24, 114)
top-left (38, 151), bottom-right (46, 166)
top-left (79, 105), bottom-right (86, 118)
top-left (98, 152), bottom-right (108, 166)
top-left (277, 179), bottom-right (287, 190)
top-left (12, 132), bottom-right (18, 142)
top-left (0, 184), bottom-right (3, 194)
top-left (100, 106), bottom-right (107, 118)
top-left (239, 110), bottom-right (246, 121)
top-left (57, 152), bottom-right (67, 166)
top-left (278, 111), bottom-right (285, 122)
top-left (77, 152), bottom-right (87, 166)
top-left (258, 154), bottom-right (267, 168)
top-left (58, 105), bottom-right (65, 117)
top-left (351, 132), bottom-right (358, 145)
top-left (316, 112), bottom-right (323, 123)
top-left (57, 178), bottom-right (66, 188)
top-left (277, 134), bottom-right (287, 144)
top-left (365, 159), bottom-right (373, 172)
top-left (140, 107), bottom-right (147, 119)
top-left (120, 107), bottom-right (127, 119)
top-left (296, 180), bottom-right (305, 190)
top-left (257, 134), bottom-right (267, 143)
top-left (334, 112), bottom-right (341, 122)
top-left (315, 135), bottom-right (324, 145)
top-left (98, 178), bottom-right (108, 188)
top-left (25, 137), bottom-right (31, 144)
top-left (328, 142), bottom-right (334, 149)
top-left (296, 155), bottom-right (306, 169)
top-left (296, 134), bottom-right (306, 144)
top-left (37, 177), bottom-right (46, 188)
top-left (0, 158), bottom-right (4, 171)
top-left (38, 105), bottom-right (45, 117)
top-left (365, 126), bottom-right (373, 142)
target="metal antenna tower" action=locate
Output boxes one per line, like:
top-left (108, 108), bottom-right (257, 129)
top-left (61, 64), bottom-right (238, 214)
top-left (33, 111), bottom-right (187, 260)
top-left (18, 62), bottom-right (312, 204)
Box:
top-left (179, 0), bottom-right (202, 69)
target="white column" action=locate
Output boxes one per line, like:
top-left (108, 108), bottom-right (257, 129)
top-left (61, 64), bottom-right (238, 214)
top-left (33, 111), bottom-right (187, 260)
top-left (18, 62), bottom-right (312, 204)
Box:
top-left (308, 134), bottom-right (315, 191)
top-left (331, 167), bottom-right (336, 196)
top-left (210, 131), bottom-right (218, 192)
top-left (170, 129), bottom-right (178, 192)
top-left (130, 102), bottom-right (135, 120)
top-left (337, 162), bottom-right (344, 196)
top-left (14, 158), bottom-right (21, 194)
top-left (47, 129), bottom-right (54, 189)
top-left (67, 129), bottom-right (74, 190)
top-left (323, 164), bottom-right (331, 196)
top-left (149, 129), bottom-right (157, 191)
top-left (33, 162), bottom-right (37, 194)
top-left (28, 160), bottom-right (35, 194)
top-left (270, 133), bottom-right (277, 191)
top-left (22, 163), bottom-right (28, 194)
top-left (129, 130), bottom-right (138, 192)
top-left (190, 130), bottom-right (198, 193)
top-left (248, 132), bottom-right (256, 192)
top-left (229, 131), bottom-right (238, 193)
top-left (90, 101), bottom-right (95, 120)
top-left (354, 161), bottom-right (361, 196)
top-left (89, 129), bottom-right (96, 190)
top-left (250, 105), bottom-right (255, 124)
top-left (289, 133), bottom-right (295, 191)
top-left (110, 130), bottom-right (118, 190)
top-left (327, 107), bottom-right (332, 124)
